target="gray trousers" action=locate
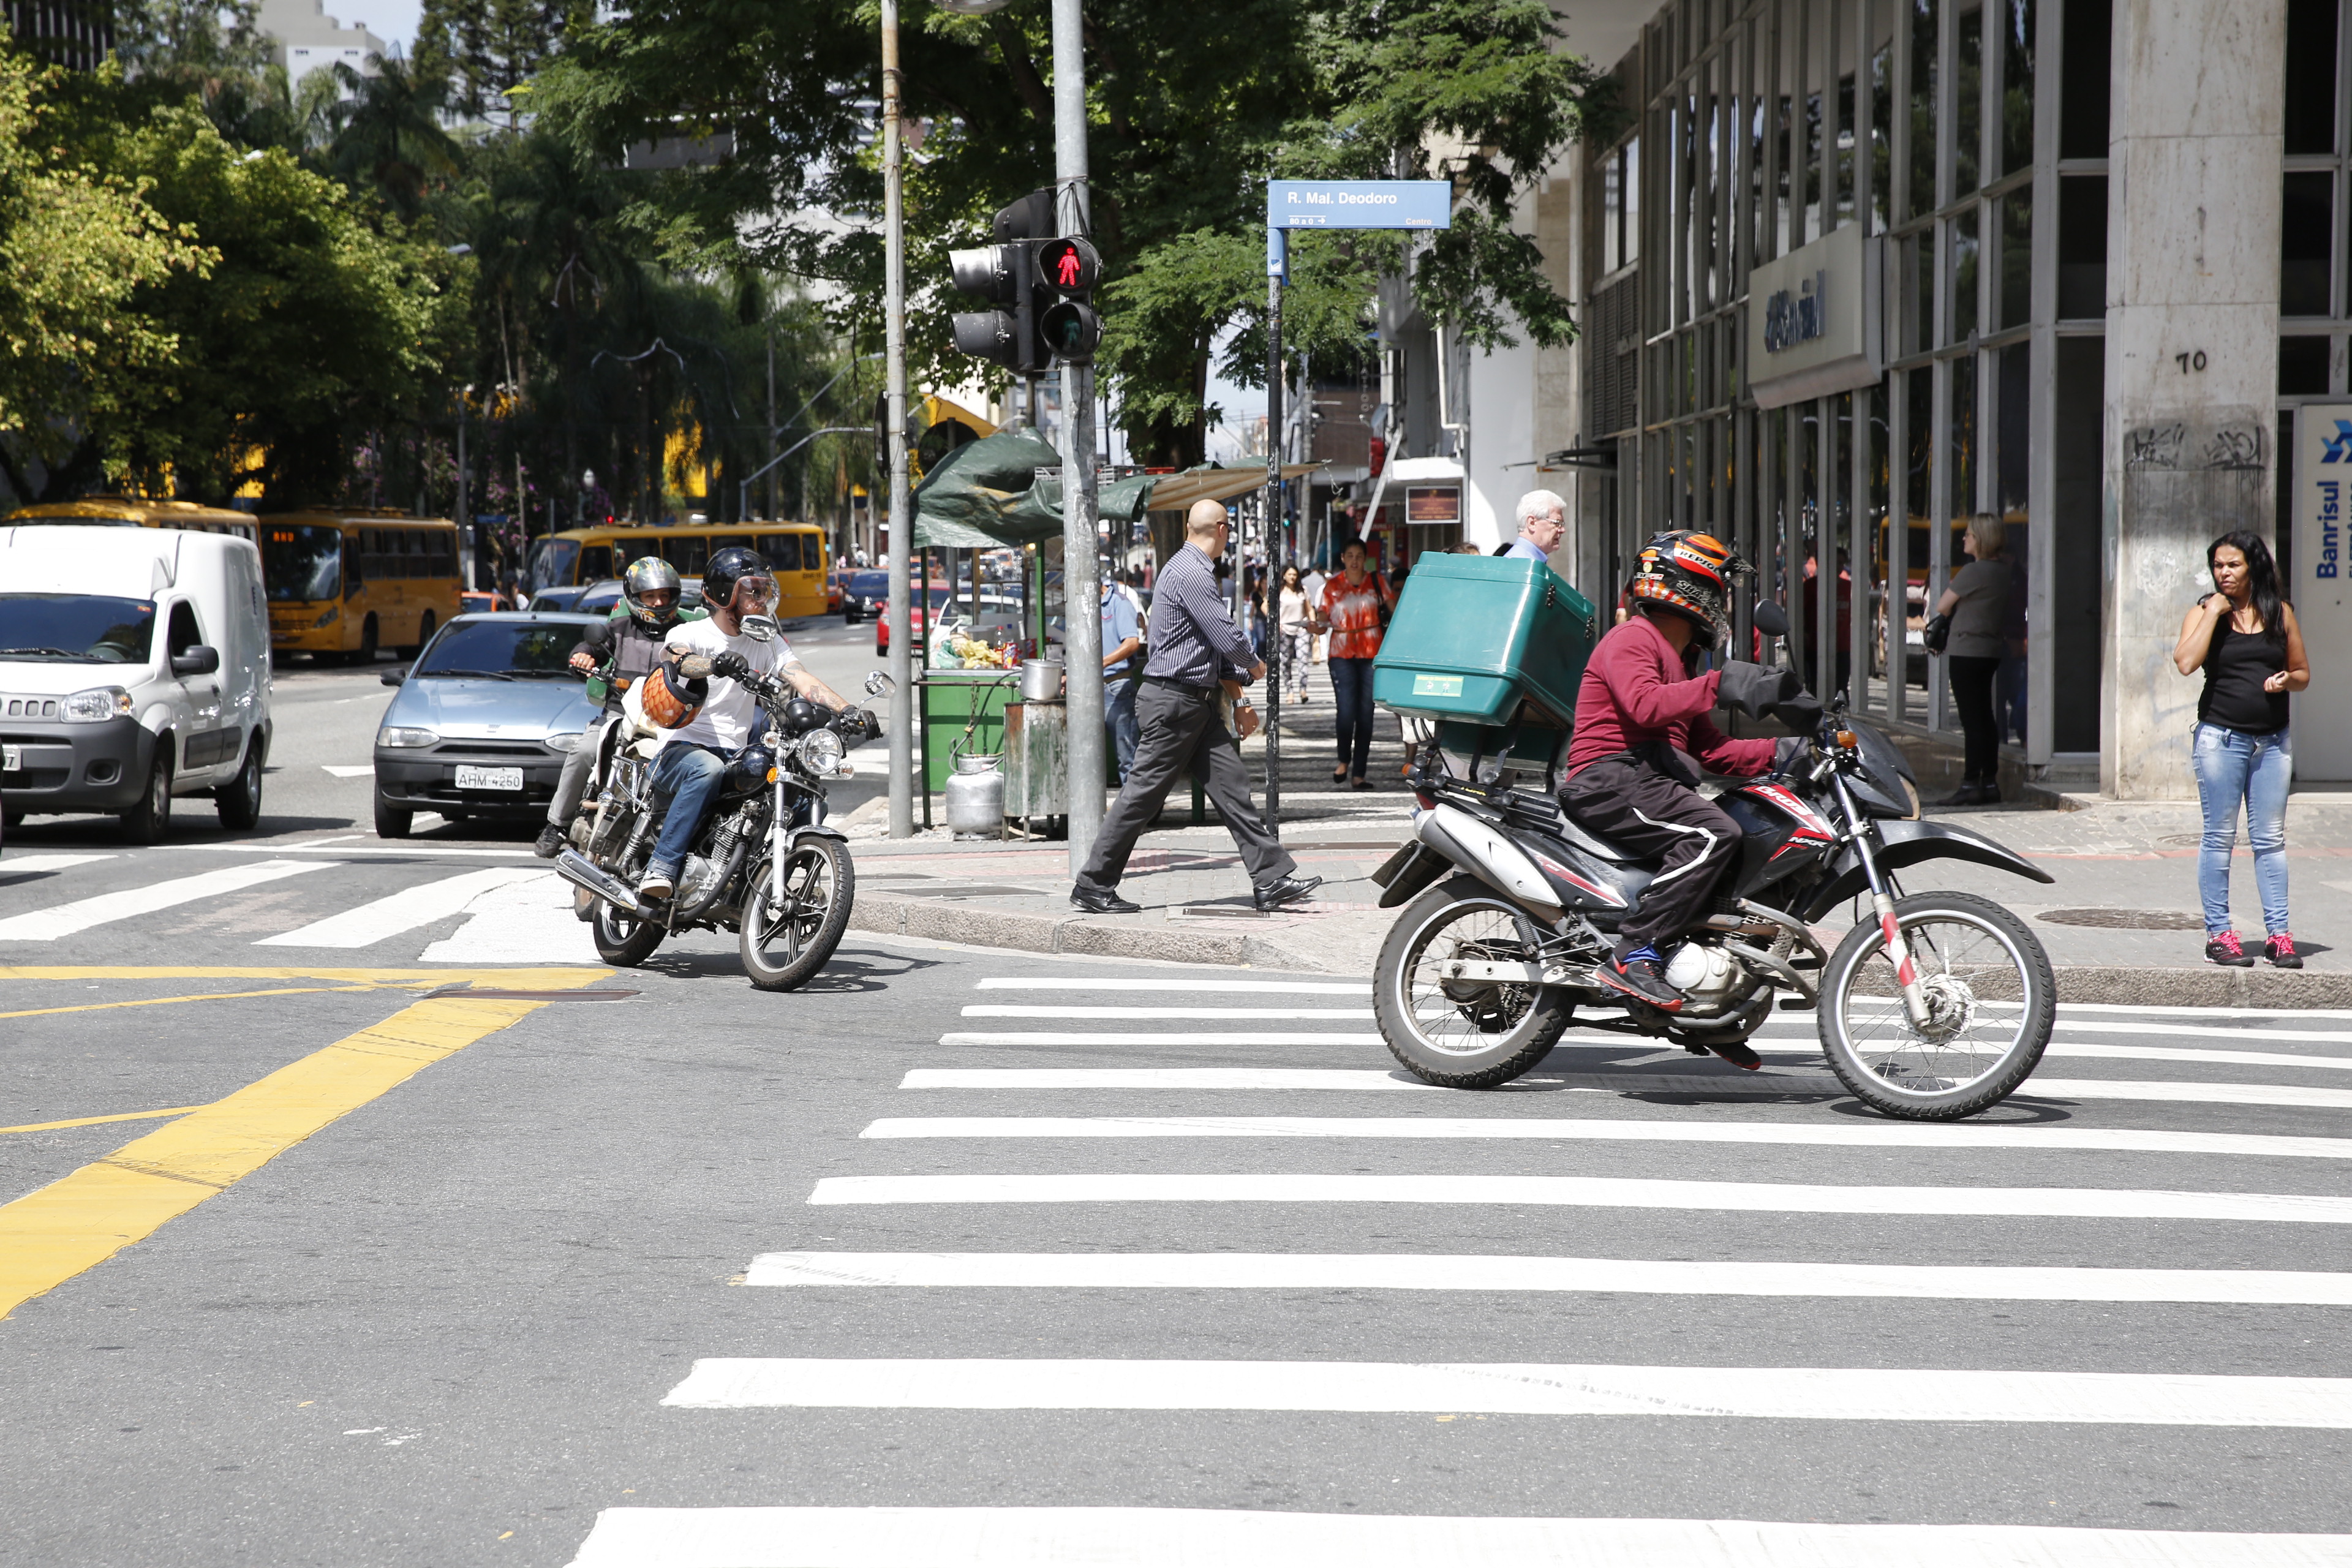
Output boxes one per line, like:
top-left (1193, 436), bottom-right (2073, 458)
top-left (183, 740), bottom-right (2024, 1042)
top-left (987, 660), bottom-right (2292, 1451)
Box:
top-left (1078, 679), bottom-right (1297, 892)
top-left (547, 711), bottom-right (614, 827)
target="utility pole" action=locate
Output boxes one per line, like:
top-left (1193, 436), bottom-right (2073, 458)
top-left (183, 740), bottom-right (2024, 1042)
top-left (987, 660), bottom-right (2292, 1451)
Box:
top-left (1262, 233), bottom-right (1285, 832)
top-left (765, 327), bottom-right (778, 522)
top-left (1052, 0), bottom-right (1103, 876)
top-left (882, 0), bottom-right (915, 839)
top-left (454, 387), bottom-right (472, 590)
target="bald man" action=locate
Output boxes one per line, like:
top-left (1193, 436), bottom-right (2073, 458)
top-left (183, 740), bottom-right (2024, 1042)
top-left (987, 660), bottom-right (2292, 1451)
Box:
top-left (1071, 500), bottom-right (1320, 913)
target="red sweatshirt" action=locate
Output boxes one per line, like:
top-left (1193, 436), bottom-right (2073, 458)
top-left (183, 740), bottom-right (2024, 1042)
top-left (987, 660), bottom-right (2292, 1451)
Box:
top-left (1564, 613), bottom-right (1776, 778)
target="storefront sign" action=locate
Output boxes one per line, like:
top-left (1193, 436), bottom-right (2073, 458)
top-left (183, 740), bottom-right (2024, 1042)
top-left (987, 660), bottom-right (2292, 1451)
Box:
top-left (1405, 485), bottom-right (1461, 524)
top-left (1745, 223), bottom-right (1883, 409)
top-left (2292, 404), bottom-right (2352, 779)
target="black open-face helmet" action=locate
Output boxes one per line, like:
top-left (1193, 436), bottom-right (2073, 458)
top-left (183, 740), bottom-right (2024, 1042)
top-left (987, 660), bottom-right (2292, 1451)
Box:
top-left (703, 547), bottom-right (777, 619)
top-left (620, 556), bottom-right (683, 630)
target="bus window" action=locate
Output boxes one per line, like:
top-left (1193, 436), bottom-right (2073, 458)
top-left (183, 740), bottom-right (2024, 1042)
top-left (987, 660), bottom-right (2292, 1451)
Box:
top-left (661, 535), bottom-right (708, 575)
top-left (525, 537), bottom-right (578, 593)
top-left (706, 534), bottom-right (752, 559)
top-left (758, 531), bottom-right (802, 570)
top-left (262, 524), bottom-right (343, 601)
top-left (429, 530), bottom-right (456, 576)
top-left (579, 544), bottom-right (613, 582)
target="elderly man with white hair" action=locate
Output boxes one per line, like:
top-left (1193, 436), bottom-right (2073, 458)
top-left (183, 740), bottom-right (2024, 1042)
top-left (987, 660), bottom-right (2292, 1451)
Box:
top-left (1505, 489), bottom-right (1567, 563)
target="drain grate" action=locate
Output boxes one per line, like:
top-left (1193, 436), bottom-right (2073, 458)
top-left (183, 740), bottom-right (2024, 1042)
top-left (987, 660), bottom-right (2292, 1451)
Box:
top-left (2038, 908), bottom-right (2204, 930)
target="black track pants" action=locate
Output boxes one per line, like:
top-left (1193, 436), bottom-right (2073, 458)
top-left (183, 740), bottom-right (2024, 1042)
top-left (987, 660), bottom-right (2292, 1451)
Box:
top-left (1558, 755), bottom-right (1743, 951)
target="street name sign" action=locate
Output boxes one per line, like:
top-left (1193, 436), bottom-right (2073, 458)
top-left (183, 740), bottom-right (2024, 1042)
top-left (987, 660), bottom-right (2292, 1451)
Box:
top-left (1266, 179), bottom-right (1452, 277)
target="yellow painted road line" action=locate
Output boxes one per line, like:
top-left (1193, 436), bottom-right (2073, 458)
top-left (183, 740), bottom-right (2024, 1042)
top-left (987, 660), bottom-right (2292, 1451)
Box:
top-left (0, 982), bottom-right (427, 1023)
top-left (0, 965), bottom-right (609, 984)
top-left (0, 970), bottom-right (608, 1319)
top-left (1, 1107), bottom-right (208, 1136)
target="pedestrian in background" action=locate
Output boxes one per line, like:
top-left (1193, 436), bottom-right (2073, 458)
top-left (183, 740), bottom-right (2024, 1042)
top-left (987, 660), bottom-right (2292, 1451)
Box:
top-left (1506, 490), bottom-right (1566, 563)
top-left (1302, 561), bottom-right (1329, 663)
top-left (1929, 514), bottom-right (2010, 805)
top-left (2173, 529), bottom-right (2310, 969)
top-left (1313, 538), bottom-right (1396, 790)
top-left (1101, 574), bottom-right (1143, 784)
top-left (1275, 563), bottom-right (1311, 704)
top-left (1071, 500), bottom-right (1319, 914)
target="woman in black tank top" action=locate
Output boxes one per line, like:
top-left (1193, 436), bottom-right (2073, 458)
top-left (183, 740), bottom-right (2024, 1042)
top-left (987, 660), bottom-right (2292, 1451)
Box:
top-left (2171, 531), bottom-right (2310, 968)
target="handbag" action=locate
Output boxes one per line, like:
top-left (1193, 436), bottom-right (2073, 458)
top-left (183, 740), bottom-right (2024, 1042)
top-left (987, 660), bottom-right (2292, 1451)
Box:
top-left (1923, 611), bottom-right (1951, 655)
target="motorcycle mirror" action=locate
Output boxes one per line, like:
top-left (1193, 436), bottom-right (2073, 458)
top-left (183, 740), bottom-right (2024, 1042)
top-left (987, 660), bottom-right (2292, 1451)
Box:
top-left (864, 671), bottom-right (896, 698)
top-left (1751, 601), bottom-right (1790, 638)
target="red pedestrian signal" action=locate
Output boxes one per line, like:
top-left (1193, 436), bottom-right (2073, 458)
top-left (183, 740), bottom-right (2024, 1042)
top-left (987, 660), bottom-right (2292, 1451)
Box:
top-left (1033, 237), bottom-right (1099, 295)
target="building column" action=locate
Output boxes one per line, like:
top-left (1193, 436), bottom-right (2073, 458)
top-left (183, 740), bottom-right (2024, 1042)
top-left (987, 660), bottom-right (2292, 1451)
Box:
top-left (2099, 0), bottom-right (2287, 798)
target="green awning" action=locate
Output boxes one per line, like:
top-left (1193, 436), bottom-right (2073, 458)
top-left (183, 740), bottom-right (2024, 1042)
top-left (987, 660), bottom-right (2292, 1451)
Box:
top-left (910, 428), bottom-right (1156, 549)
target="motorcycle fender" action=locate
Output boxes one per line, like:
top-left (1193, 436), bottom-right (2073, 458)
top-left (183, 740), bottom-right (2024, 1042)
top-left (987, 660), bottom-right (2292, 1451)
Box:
top-left (1416, 803), bottom-right (1563, 915)
top-left (1798, 816), bottom-right (2055, 921)
top-left (1371, 841), bottom-right (1451, 909)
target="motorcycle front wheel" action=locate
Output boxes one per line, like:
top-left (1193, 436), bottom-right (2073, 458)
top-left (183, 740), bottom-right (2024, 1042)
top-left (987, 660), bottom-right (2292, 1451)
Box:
top-left (1374, 876), bottom-right (1574, 1088)
top-left (1817, 889), bottom-right (2055, 1119)
top-left (592, 898), bottom-right (665, 967)
top-left (740, 837), bottom-right (855, 991)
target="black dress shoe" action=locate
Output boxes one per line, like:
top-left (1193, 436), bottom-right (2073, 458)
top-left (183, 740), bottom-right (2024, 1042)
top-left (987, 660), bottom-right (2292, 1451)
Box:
top-left (1070, 885), bottom-right (1142, 914)
top-left (1253, 873), bottom-right (1323, 911)
top-left (1940, 782), bottom-right (1986, 806)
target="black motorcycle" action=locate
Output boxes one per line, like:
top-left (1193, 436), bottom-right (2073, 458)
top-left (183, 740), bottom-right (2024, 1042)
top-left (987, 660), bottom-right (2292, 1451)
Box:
top-left (1370, 605), bottom-right (2057, 1120)
top-left (554, 659), bottom-right (891, 990)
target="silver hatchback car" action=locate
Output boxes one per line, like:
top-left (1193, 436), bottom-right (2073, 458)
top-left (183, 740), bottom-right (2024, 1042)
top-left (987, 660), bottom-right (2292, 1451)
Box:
top-left (371, 611), bottom-right (602, 838)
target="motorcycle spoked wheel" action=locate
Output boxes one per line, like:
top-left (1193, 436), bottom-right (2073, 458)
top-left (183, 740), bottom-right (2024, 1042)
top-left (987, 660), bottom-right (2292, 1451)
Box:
top-left (1816, 889), bottom-right (2056, 1119)
top-left (591, 897), bottom-right (665, 967)
top-left (739, 837), bottom-right (855, 992)
top-left (1374, 876), bottom-right (1574, 1089)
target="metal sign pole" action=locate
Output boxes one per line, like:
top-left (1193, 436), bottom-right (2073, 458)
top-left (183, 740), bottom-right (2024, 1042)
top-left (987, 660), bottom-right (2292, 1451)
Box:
top-left (1052, 0), bottom-right (1104, 876)
top-left (882, 0), bottom-right (914, 839)
top-left (1263, 229), bottom-right (1285, 834)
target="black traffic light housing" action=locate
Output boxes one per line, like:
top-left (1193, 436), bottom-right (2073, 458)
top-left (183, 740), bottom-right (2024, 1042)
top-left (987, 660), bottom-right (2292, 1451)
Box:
top-left (948, 189), bottom-right (1103, 372)
top-left (1034, 236), bottom-right (1102, 364)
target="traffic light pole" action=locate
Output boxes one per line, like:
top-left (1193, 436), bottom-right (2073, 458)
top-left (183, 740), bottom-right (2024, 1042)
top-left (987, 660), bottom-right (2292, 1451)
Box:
top-left (1263, 234), bottom-right (1284, 834)
top-left (1051, 0), bottom-right (1103, 876)
top-left (881, 0), bottom-right (915, 840)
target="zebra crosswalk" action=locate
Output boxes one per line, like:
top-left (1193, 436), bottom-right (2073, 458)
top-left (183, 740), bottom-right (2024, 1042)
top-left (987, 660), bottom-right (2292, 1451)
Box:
top-left (564, 968), bottom-right (2352, 1566)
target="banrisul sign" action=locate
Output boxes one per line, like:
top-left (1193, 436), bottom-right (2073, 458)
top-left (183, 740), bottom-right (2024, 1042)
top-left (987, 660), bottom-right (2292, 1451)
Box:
top-left (2291, 404), bottom-right (2352, 778)
top-left (1743, 223), bottom-right (1882, 409)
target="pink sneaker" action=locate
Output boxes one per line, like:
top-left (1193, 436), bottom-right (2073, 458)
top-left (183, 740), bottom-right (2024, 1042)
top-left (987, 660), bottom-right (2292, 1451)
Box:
top-left (2204, 931), bottom-right (2254, 968)
top-left (2264, 932), bottom-right (2304, 970)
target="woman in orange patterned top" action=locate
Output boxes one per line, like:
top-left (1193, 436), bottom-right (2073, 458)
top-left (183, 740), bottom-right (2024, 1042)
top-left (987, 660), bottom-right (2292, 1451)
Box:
top-left (1311, 540), bottom-right (1399, 788)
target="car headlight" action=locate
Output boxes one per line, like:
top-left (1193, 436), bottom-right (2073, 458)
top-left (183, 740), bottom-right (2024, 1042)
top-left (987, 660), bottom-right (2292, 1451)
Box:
top-left (544, 731), bottom-right (582, 753)
top-left (376, 726), bottom-right (440, 748)
top-left (795, 728), bottom-right (845, 777)
top-left (62, 686), bottom-right (134, 723)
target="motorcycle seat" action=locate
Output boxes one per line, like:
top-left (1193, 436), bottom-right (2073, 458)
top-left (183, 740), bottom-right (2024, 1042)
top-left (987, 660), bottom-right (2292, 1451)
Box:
top-left (1553, 813), bottom-right (1642, 865)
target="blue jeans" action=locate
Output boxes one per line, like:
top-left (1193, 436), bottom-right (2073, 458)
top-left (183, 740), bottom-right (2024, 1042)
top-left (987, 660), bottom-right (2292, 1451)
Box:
top-left (1330, 655), bottom-right (1376, 777)
top-left (1104, 675), bottom-right (1140, 780)
top-left (2191, 722), bottom-right (2291, 935)
top-left (647, 742), bottom-right (728, 878)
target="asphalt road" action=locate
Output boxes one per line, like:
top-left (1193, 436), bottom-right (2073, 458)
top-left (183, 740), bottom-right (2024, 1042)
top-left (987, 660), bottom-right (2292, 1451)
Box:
top-left (3, 815), bottom-right (2351, 1563)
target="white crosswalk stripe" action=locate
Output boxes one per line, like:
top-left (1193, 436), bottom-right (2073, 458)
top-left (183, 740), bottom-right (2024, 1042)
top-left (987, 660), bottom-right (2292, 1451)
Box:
top-left (254, 865), bottom-right (550, 948)
top-left (0, 859), bottom-right (331, 941)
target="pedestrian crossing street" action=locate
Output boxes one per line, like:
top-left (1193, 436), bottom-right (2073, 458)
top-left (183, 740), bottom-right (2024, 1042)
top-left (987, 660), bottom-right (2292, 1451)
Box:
top-left (0, 848), bottom-right (595, 962)
top-left (565, 973), bottom-right (2352, 1567)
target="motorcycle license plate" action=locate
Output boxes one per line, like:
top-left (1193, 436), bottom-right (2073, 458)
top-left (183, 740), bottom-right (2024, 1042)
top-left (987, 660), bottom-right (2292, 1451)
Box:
top-left (1, 744), bottom-right (18, 773)
top-left (454, 764), bottom-right (523, 791)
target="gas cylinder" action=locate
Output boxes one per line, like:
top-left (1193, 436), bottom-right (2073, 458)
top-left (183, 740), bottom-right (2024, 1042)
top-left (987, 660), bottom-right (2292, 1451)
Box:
top-left (944, 753), bottom-right (1005, 839)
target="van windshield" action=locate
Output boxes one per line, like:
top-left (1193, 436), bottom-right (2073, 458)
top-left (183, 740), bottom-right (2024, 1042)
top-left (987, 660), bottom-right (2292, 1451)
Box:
top-left (0, 594), bottom-right (158, 663)
top-left (262, 524), bottom-right (343, 601)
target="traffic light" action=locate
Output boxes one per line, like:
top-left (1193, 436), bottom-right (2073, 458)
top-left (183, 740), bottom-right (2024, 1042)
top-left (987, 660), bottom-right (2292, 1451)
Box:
top-left (1034, 236), bottom-right (1101, 364)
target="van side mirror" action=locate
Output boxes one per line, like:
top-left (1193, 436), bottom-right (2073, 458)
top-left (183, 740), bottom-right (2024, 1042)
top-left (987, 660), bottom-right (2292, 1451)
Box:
top-left (171, 644), bottom-right (221, 677)
top-left (1751, 601), bottom-right (1791, 638)
top-left (380, 668), bottom-right (405, 687)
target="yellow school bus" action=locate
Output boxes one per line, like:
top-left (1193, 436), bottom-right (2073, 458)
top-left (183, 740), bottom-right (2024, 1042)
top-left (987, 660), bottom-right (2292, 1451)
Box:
top-left (261, 511), bottom-right (463, 663)
top-left (522, 522), bottom-right (831, 619)
top-left (7, 496), bottom-right (258, 542)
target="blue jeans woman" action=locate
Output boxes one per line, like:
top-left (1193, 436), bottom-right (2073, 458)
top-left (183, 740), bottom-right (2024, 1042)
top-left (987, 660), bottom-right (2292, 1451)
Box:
top-left (2192, 722), bottom-right (2291, 948)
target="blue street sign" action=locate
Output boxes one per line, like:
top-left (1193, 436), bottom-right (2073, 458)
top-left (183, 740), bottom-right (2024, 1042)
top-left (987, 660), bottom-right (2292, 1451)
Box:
top-left (1267, 179), bottom-right (1453, 232)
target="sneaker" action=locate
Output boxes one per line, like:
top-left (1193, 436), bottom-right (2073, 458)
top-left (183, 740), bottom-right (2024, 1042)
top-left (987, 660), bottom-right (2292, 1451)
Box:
top-left (638, 866), bottom-right (676, 903)
top-left (2204, 931), bottom-right (2255, 967)
top-left (532, 824), bottom-right (569, 859)
top-left (2264, 932), bottom-right (2304, 970)
top-left (1598, 943), bottom-right (1683, 1011)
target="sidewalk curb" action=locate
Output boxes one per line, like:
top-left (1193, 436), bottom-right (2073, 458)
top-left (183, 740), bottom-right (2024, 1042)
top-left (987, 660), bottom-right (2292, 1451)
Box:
top-left (849, 891), bottom-right (2352, 1001)
top-left (848, 891), bottom-right (1357, 972)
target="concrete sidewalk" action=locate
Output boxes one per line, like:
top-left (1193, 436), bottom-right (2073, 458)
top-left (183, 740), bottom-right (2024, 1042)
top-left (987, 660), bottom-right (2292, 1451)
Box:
top-left (843, 777), bottom-right (2352, 1006)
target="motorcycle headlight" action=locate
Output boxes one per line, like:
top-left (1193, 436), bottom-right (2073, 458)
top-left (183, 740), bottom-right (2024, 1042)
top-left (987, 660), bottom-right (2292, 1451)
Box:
top-left (376, 725), bottom-right (440, 748)
top-left (796, 728), bottom-right (845, 777)
top-left (543, 731), bottom-right (582, 753)
top-left (62, 686), bottom-right (134, 723)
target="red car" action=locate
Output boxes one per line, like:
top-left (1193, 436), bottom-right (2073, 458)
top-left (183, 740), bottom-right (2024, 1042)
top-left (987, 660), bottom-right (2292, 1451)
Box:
top-left (874, 585), bottom-right (956, 655)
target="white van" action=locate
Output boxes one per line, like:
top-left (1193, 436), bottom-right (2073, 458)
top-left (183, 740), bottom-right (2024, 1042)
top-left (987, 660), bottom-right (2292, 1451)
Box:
top-left (0, 525), bottom-right (274, 841)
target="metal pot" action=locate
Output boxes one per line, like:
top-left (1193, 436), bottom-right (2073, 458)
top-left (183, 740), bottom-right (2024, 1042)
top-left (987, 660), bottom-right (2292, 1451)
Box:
top-left (944, 752), bottom-right (1005, 839)
top-left (1020, 658), bottom-right (1066, 704)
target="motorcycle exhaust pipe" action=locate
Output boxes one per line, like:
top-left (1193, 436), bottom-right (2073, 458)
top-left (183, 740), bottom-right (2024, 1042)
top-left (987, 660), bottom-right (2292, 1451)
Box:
top-left (554, 848), bottom-right (646, 918)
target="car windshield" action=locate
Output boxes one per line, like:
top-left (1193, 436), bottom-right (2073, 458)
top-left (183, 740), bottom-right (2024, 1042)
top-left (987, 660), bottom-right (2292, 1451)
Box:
top-left (260, 524), bottom-right (343, 601)
top-left (0, 594), bottom-right (158, 663)
top-left (413, 619), bottom-right (588, 679)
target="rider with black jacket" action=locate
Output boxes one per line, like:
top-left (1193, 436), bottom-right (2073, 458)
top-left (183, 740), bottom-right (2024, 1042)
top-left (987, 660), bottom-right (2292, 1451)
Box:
top-left (533, 557), bottom-right (703, 858)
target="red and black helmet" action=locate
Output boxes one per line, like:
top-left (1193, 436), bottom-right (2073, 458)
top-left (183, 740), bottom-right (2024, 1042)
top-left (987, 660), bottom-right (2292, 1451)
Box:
top-left (1628, 530), bottom-right (1743, 646)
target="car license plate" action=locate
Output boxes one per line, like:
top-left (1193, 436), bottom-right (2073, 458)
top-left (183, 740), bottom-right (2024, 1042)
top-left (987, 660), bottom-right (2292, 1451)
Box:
top-left (2, 743), bottom-right (18, 773)
top-left (454, 765), bottom-right (523, 791)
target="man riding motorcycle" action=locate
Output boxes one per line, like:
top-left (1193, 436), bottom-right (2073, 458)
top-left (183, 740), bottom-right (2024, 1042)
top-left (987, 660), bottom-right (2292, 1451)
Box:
top-left (1558, 530), bottom-right (1806, 1016)
top-left (535, 557), bottom-right (705, 859)
top-left (638, 546), bottom-right (850, 904)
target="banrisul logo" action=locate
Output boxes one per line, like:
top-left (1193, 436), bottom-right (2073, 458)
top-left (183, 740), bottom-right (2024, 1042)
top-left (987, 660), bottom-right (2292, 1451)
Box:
top-left (2323, 420), bottom-right (2352, 463)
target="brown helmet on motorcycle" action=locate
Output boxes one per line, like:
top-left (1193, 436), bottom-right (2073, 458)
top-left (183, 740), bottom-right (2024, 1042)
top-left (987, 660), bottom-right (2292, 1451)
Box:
top-left (636, 650), bottom-right (713, 730)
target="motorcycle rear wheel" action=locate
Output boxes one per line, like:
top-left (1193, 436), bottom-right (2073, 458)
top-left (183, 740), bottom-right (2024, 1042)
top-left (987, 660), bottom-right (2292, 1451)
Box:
top-left (1817, 889), bottom-right (2054, 1119)
top-left (591, 899), bottom-right (665, 967)
top-left (740, 837), bottom-right (854, 991)
top-left (1374, 876), bottom-right (1574, 1088)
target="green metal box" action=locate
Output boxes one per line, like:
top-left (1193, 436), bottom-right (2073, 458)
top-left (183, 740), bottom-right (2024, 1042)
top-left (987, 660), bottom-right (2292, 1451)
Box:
top-left (1371, 554), bottom-right (1599, 726)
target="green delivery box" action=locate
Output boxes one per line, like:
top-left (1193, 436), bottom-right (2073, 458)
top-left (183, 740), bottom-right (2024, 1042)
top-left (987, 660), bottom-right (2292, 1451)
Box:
top-left (1371, 554), bottom-right (1599, 725)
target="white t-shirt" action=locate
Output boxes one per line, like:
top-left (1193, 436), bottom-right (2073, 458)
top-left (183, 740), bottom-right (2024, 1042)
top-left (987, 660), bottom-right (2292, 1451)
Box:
top-left (661, 617), bottom-right (796, 752)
